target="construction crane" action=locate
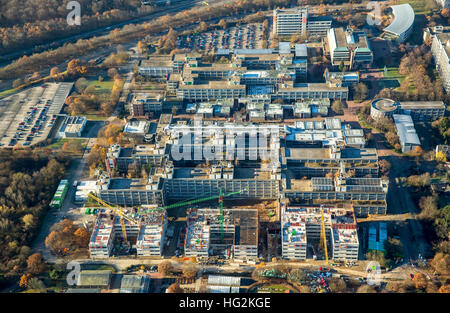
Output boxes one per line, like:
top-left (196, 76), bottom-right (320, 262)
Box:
top-left (138, 189), bottom-right (245, 214)
top-left (319, 206), bottom-right (329, 265)
top-left (219, 188), bottom-right (225, 242)
top-left (87, 192), bottom-right (138, 245)
top-left (88, 188), bottom-right (247, 246)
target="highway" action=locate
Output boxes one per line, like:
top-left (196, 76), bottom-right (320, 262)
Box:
top-left (0, 0), bottom-right (200, 67)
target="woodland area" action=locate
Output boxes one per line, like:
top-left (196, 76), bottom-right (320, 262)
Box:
top-left (0, 0), bottom-right (153, 54)
top-left (0, 149), bottom-right (68, 287)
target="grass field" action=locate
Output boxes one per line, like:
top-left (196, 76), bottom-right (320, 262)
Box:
top-left (46, 138), bottom-right (87, 152)
top-left (398, 0), bottom-right (437, 15)
top-left (86, 80), bottom-right (114, 95)
top-left (84, 111), bottom-right (108, 121)
top-left (0, 87), bottom-right (19, 98)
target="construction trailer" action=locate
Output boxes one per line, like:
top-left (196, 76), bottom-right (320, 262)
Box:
top-left (50, 179), bottom-right (69, 209)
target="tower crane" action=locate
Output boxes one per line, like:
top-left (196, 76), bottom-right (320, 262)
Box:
top-left (87, 192), bottom-right (138, 245)
top-left (319, 206), bottom-right (329, 265)
top-left (88, 189), bottom-right (247, 245)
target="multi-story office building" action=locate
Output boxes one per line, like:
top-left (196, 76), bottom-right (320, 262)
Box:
top-left (383, 4), bottom-right (415, 43)
top-left (106, 143), bottom-right (167, 173)
top-left (130, 91), bottom-right (166, 116)
top-left (273, 7), bottom-right (332, 36)
top-left (327, 28), bottom-right (373, 69)
top-left (276, 82), bottom-right (348, 101)
top-left (139, 55), bottom-right (173, 78)
top-left (176, 81), bottom-right (246, 101)
top-left (370, 98), bottom-right (446, 121)
top-left (429, 26), bottom-right (450, 93)
top-left (393, 114), bottom-right (421, 153)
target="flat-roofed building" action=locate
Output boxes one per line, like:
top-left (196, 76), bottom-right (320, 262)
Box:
top-left (429, 27), bottom-right (450, 93)
top-left (57, 116), bottom-right (86, 138)
top-left (327, 28), bottom-right (373, 69)
top-left (96, 174), bottom-right (166, 207)
top-left (393, 114), bottom-right (421, 153)
top-left (399, 101), bottom-right (446, 121)
top-left (130, 90), bottom-right (166, 116)
top-left (139, 55), bottom-right (173, 78)
top-left (136, 210), bottom-right (168, 257)
top-left (273, 7), bottom-right (331, 36)
top-left (106, 143), bottom-right (167, 172)
top-left (276, 82), bottom-right (348, 101)
top-left (370, 98), bottom-right (446, 121)
top-left (176, 81), bottom-right (246, 101)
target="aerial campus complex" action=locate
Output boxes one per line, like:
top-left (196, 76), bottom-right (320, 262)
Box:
top-left (0, 0), bottom-right (449, 297)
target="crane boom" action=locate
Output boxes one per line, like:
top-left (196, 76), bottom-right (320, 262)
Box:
top-left (139, 190), bottom-right (245, 214)
top-left (320, 208), bottom-right (329, 265)
top-left (87, 192), bottom-right (138, 244)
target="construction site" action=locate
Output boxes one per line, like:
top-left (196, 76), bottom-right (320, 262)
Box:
top-left (79, 115), bottom-right (388, 262)
top-left (281, 205), bottom-right (359, 262)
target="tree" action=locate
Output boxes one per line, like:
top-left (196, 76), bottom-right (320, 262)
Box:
top-left (418, 196), bottom-right (439, 221)
top-left (438, 285), bottom-right (450, 293)
top-left (435, 151), bottom-right (447, 162)
top-left (158, 260), bottom-right (173, 276)
top-left (331, 100), bottom-right (346, 114)
top-left (412, 273), bottom-right (428, 290)
top-left (167, 283), bottom-right (183, 293)
top-left (353, 82), bottom-right (368, 101)
top-left (27, 253), bottom-right (46, 275)
top-left (366, 250), bottom-right (387, 268)
top-left (218, 19), bottom-right (227, 30)
top-left (50, 67), bottom-right (60, 77)
top-left (107, 68), bottom-right (119, 79)
top-left (182, 262), bottom-right (198, 279)
top-left (75, 78), bottom-right (89, 93)
top-left (328, 277), bottom-right (347, 293)
top-left (19, 273), bottom-right (32, 289)
top-left (22, 214), bottom-right (34, 230)
top-left (74, 227), bottom-right (90, 247)
top-left (339, 60), bottom-right (345, 72)
top-left (26, 277), bottom-right (46, 292)
top-left (12, 78), bottom-right (23, 88)
top-left (379, 159), bottom-right (391, 176)
top-left (356, 285), bottom-right (377, 293)
top-left (430, 252), bottom-right (450, 275)
top-left (384, 237), bottom-right (404, 262)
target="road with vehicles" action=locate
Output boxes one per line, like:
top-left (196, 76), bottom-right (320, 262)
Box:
top-left (0, 0), bottom-right (201, 67)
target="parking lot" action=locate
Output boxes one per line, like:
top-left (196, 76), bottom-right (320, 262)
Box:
top-left (0, 82), bottom-right (73, 147)
top-left (177, 23), bottom-right (266, 52)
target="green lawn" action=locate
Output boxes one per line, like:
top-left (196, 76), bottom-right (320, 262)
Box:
top-left (0, 87), bottom-right (19, 98)
top-left (398, 0), bottom-right (437, 15)
top-left (86, 80), bottom-right (114, 95)
top-left (46, 138), bottom-right (86, 151)
top-left (383, 67), bottom-right (406, 83)
top-left (80, 263), bottom-right (117, 272)
top-left (84, 111), bottom-right (108, 121)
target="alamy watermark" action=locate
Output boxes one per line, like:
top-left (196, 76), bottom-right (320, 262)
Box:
top-left (366, 1), bottom-right (382, 26)
top-left (67, 1), bottom-right (81, 26)
top-left (365, 261), bottom-right (381, 286)
top-left (66, 261), bottom-right (81, 286)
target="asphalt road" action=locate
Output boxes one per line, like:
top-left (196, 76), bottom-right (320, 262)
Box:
top-left (0, 0), bottom-right (200, 67)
